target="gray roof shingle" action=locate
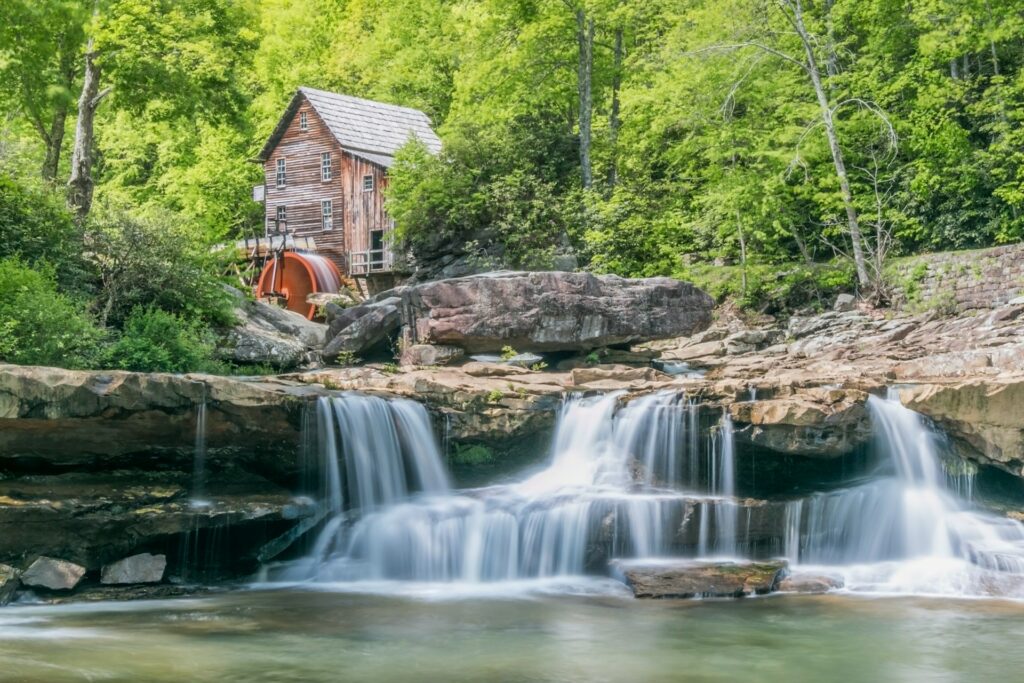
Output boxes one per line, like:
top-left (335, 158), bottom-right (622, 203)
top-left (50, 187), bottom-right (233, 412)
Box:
top-left (257, 87), bottom-right (442, 164)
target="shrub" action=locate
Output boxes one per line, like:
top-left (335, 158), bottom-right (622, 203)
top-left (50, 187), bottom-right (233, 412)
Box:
top-left (86, 207), bottom-right (235, 329)
top-left (102, 306), bottom-right (220, 373)
top-left (0, 259), bottom-right (104, 368)
top-left (0, 172), bottom-right (90, 289)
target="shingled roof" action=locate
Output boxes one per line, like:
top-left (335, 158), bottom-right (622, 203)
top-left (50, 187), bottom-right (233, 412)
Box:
top-left (256, 87), bottom-right (442, 166)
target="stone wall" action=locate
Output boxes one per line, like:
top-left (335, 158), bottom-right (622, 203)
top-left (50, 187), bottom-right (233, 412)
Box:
top-left (888, 243), bottom-right (1024, 312)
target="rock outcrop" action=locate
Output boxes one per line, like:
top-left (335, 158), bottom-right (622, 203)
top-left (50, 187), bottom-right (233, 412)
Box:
top-left (899, 379), bottom-right (1024, 477)
top-left (0, 564), bottom-right (19, 605)
top-left (613, 559), bottom-right (788, 598)
top-left (322, 271), bottom-right (714, 360)
top-left (219, 287), bottom-right (327, 369)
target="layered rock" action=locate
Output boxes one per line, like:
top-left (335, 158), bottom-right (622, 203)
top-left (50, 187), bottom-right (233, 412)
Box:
top-left (899, 380), bottom-right (1024, 477)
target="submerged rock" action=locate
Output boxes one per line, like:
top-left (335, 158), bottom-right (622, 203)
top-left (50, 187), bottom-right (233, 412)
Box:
top-left (0, 563), bottom-right (20, 605)
top-left (21, 556), bottom-right (86, 591)
top-left (777, 572), bottom-right (844, 594)
top-left (101, 553), bottom-right (167, 585)
top-left (613, 559), bottom-right (788, 599)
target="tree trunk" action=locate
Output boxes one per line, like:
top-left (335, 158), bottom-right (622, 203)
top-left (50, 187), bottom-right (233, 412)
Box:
top-left (67, 39), bottom-right (105, 221)
top-left (41, 106), bottom-right (69, 182)
top-left (607, 27), bottom-right (623, 188)
top-left (576, 9), bottom-right (594, 189)
top-left (736, 210), bottom-right (748, 297)
top-left (788, 0), bottom-right (869, 288)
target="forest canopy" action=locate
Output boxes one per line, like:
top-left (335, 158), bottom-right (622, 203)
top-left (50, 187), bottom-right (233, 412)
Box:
top-left (0, 0), bottom-right (1022, 362)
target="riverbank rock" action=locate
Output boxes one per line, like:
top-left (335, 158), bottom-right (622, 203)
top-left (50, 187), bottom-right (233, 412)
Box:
top-left (0, 564), bottom-right (19, 605)
top-left (400, 271), bottom-right (713, 353)
top-left (21, 557), bottom-right (86, 591)
top-left (613, 559), bottom-right (788, 598)
top-left (219, 288), bottom-right (327, 369)
top-left (101, 553), bottom-right (167, 585)
top-left (323, 297), bottom-right (402, 360)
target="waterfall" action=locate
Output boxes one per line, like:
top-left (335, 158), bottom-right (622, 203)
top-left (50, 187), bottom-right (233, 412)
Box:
top-left (272, 388), bottom-right (1024, 597)
top-left (782, 392), bottom-right (1024, 592)
top-left (190, 390), bottom-right (209, 507)
top-left (282, 391), bottom-right (737, 583)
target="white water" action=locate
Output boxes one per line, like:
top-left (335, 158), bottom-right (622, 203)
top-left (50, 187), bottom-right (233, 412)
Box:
top-left (276, 389), bottom-right (1024, 598)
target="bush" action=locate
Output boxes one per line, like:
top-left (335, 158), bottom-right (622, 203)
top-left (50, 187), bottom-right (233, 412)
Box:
top-left (679, 260), bottom-right (855, 313)
top-left (102, 306), bottom-right (221, 373)
top-left (0, 172), bottom-right (90, 289)
top-left (86, 207), bottom-right (235, 329)
top-left (0, 259), bottom-right (104, 368)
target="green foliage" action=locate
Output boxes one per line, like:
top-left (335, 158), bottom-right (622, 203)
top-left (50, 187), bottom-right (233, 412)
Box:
top-left (499, 346), bottom-right (518, 361)
top-left (530, 362), bottom-right (548, 372)
top-left (0, 172), bottom-right (89, 288)
top-left (102, 306), bottom-right (221, 373)
top-left (486, 389), bottom-right (504, 404)
top-left (585, 351), bottom-right (601, 365)
top-left (86, 207), bottom-right (235, 329)
top-left (333, 351), bottom-right (359, 367)
top-left (380, 362), bottom-right (400, 375)
top-left (451, 444), bottom-right (495, 467)
top-left (681, 261), bottom-right (856, 313)
top-left (0, 259), bottom-right (104, 368)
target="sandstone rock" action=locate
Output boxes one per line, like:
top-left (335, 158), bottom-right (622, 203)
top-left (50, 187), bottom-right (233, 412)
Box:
top-left (900, 380), bottom-right (1024, 476)
top-left (400, 271), bottom-right (713, 353)
top-left (729, 391), bottom-right (871, 457)
top-left (400, 344), bottom-right (464, 367)
top-left (613, 559), bottom-right (788, 598)
top-left (777, 572), bottom-right (844, 593)
top-left (323, 301), bottom-right (401, 361)
top-left (0, 564), bottom-right (19, 605)
top-left (101, 553), bottom-right (167, 585)
top-left (505, 352), bottom-right (545, 368)
top-left (21, 556), bottom-right (86, 591)
top-left (461, 362), bottom-right (532, 378)
top-left (833, 293), bottom-right (856, 312)
top-left (571, 366), bottom-right (666, 386)
top-left (218, 290), bottom-right (327, 369)
top-left (664, 340), bottom-right (726, 361)
top-left (727, 330), bottom-right (768, 346)
top-left (306, 290), bottom-right (360, 309)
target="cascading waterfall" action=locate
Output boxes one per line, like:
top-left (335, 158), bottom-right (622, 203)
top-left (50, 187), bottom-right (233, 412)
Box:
top-left (276, 387), bottom-right (1024, 597)
top-left (190, 389), bottom-right (209, 507)
top-left (782, 391), bottom-right (1024, 594)
top-left (283, 391), bottom-right (739, 583)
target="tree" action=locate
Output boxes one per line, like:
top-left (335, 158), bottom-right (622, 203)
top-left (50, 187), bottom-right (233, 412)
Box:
top-left (0, 0), bottom-right (89, 180)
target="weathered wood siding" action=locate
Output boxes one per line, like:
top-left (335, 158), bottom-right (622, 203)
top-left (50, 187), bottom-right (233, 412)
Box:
top-left (263, 98), bottom-right (348, 273)
top-left (342, 154), bottom-right (392, 256)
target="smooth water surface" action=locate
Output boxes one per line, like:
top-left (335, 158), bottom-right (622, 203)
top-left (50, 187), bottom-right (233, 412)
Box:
top-left (4, 588), bottom-right (1024, 682)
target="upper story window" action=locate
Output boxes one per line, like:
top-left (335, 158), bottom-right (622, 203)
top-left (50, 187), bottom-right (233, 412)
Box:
top-left (299, 111), bottom-right (308, 131)
top-left (321, 152), bottom-right (332, 181)
top-left (321, 200), bottom-right (333, 231)
top-left (362, 174), bottom-right (374, 192)
top-left (276, 158), bottom-right (286, 188)
top-left (276, 205), bottom-right (287, 224)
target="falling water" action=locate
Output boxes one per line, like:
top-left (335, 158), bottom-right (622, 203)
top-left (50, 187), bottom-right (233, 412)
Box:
top-left (190, 389), bottom-right (209, 507)
top-left (273, 388), bottom-right (1024, 597)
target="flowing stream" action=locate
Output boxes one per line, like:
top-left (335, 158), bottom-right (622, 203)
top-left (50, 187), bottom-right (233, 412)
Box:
top-left (273, 389), bottom-right (1024, 597)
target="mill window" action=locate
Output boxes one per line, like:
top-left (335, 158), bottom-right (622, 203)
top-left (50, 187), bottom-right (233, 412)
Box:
top-left (276, 158), bottom-right (286, 187)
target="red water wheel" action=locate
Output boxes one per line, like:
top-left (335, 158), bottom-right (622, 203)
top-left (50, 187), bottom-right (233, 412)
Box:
top-left (255, 251), bottom-right (342, 320)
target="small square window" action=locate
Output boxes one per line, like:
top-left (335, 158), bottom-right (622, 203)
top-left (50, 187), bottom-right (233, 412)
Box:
top-left (321, 152), bottom-right (332, 182)
top-left (276, 158), bottom-right (286, 187)
top-left (362, 174), bottom-right (374, 192)
top-left (299, 111), bottom-right (308, 131)
top-left (321, 200), bottom-right (333, 231)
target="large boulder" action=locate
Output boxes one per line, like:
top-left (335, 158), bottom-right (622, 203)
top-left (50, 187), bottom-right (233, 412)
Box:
top-left (323, 298), bottom-right (402, 361)
top-left (400, 271), bottom-right (713, 353)
top-left (613, 559), bottom-right (788, 599)
top-left (101, 553), bottom-right (167, 585)
top-left (219, 288), bottom-right (327, 369)
top-left (21, 556), bottom-right (86, 591)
